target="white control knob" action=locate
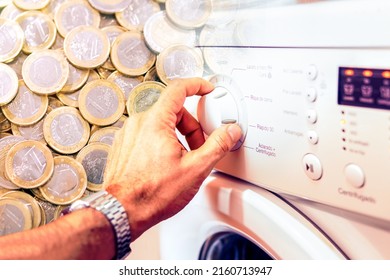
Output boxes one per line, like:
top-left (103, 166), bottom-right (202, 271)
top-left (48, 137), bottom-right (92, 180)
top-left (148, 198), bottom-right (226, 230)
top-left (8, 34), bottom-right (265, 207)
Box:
top-left (197, 75), bottom-right (247, 151)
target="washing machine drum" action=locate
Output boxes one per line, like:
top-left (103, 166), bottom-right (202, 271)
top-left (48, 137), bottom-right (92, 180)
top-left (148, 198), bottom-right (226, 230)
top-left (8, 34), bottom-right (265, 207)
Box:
top-left (199, 232), bottom-right (273, 260)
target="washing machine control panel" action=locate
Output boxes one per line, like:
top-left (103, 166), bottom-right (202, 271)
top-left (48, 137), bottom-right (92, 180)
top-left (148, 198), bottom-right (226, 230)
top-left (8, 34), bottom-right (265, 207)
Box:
top-left (196, 1), bottom-right (390, 222)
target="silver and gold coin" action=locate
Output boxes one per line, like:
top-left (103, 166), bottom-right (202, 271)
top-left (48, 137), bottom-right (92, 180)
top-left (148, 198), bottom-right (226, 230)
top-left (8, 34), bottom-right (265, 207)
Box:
top-left (13, 0), bottom-right (50, 10)
top-left (2, 190), bottom-right (42, 228)
top-left (54, 0), bottom-right (100, 38)
top-left (41, 0), bottom-right (66, 20)
top-left (87, 0), bottom-right (131, 14)
top-left (0, 197), bottom-right (33, 236)
top-left (43, 106), bottom-right (90, 154)
top-left (115, 0), bottom-right (160, 32)
top-left (64, 25), bottom-right (110, 69)
top-left (110, 31), bottom-right (156, 76)
top-left (60, 63), bottom-right (90, 93)
top-left (47, 96), bottom-right (64, 113)
top-left (107, 71), bottom-right (143, 104)
top-left (39, 156), bottom-right (87, 205)
top-left (0, 135), bottom-right (25, 190)
top-left (101, 25), bottom-right (127, 71)
top-left (89, 126), bottom-right (120, 146)
top-left (15, 11), bottom-right (57, 54)
top-left (1, 80), bottom-right (48, 126)
top-left (76, 142), bottom-right (110, 192)
top-left (143, 11), bottom-right (197, 54)
top-left (78, 79), bottom-right (125, 126)
top-left (126, 81), bottom-right (166, 115)
top-left (5, 140), bottom-right (54, 189)
top-left (6, 51), bottom-right (27, 79)
top-left (143, 66), bottom-right (160, 82)
top-left (0, 18), bottom-right (24, 63)
top-left (0, 0), bottom-right (12, 8)
top-left (165, 0), bottom-right (212, 29)
top-left (0, 62), bottom-right (18, 106)
top-left (156, 44), bottom-right (204, 85)
top-left (11, 116), bottom-right (46, 144)
top-left (22, 49), bottom-right (70, 95)
top-left (57, 69), bottom-right (100, 108)
top-left (0, 2), bottom-right (23, 20)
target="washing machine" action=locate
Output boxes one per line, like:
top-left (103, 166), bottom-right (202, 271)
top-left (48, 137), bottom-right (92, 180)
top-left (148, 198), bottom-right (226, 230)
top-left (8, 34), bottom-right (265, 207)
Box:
top-left (160, 0), bottom-right (390, 260)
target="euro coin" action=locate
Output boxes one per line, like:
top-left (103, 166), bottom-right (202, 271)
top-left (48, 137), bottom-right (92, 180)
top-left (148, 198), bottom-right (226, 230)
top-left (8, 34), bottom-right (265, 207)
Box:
top-left (143, 66), bottom-right (161, 82)
top-left (1, 80), bottom-right (48, 126)
top-left (54, 0), bottom-right (100, 38)
top-left (64, 25), bottom-right (110, 69)
top-left (165, 0), bottom-right (212, 29)
top-left (107, 71), bottom-right (143, 104)
top-left (78, 79), bottom-right (125, 126)
top-left (0, 62), bottom-right (18, 106)
top-left (57, 69), bottom-right (100, 108)
top-left (60, 63), bottom-right (90, 93)
top-left (13, 0), bottom-right (50, 10)
top-left (89, 126), bottom-right (120, 146)
top-left (5, 140), bottom-right (54, 189)
top-left (76, 142), bottom-right (110, 192)
top-left (7, 51), bottom-right (27, 79)
top-left (41, 0), bottom-right (66, 20)
top-left (101, 25), bottom-right (127, 71)
top-left (0, 3), bottom-right (23, 21)
top-left (43, 106), bottom-right (90, 154)
top-left (39, 156), bottom-right (87, 205)
top-left (11, 116), bottom-right (46, 144)
top-left (143, 11), bottom-right (197, 54)
top-left (87, 0), bottom-right (132, 14)
top-left (115, 0), bottom-right (160, 32)
top-left (126, 81), bottom-right (166, 115)
top-left (110, 31), bottom-right (156, 76)
top-left (156, 44), bottom-right (204, 85)
top-left (0, 135), bottom-right (24, 190)
top-left (0, 18), bottom-right (24, 63)
top-left (2, 190), bottom-right (42, 228)
top-left (22, 49), bottom-right (70, 95)
top-left (15, 11), bottom-right (57, 54)
top-left (0, 197), bottom-right (33, 236)
top-left (0, 0), bottom-right (12, 8)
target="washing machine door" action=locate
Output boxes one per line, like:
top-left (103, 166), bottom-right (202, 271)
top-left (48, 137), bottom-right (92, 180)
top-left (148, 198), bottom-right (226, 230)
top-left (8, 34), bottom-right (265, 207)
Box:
top-left (160, 172), bottom-right (346, 260)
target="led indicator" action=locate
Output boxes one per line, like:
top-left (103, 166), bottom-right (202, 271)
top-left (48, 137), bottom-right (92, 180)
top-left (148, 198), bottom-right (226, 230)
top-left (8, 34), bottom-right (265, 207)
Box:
top-left (344, 69), bottom-right (355, 76)
top-left (362, 70), bottom-right (373, 77)
top-left (382, 71), bottom-right (390, 79)
top-left (340, 119), bottom-right (347, 125)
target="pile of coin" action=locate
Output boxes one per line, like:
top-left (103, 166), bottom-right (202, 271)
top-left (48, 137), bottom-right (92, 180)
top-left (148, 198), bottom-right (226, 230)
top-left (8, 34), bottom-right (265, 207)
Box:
top-left (0, 0), bottom-right (241, 237)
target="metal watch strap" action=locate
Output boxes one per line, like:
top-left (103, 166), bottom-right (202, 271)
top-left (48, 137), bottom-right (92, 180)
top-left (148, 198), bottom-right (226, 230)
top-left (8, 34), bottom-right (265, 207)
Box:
top-left (63, 190), bottom-right (131, 260)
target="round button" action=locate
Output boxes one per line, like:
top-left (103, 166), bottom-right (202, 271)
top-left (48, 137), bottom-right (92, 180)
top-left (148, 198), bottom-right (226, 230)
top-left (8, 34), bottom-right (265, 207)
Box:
top-left (344, 164), bottom-right (365, 188)
top-left (307, 130), bottom-right (319, 145)
top-left (302, 154), bottom-right (323, 181)
top-left (306, 87), bottom-right (317, 102)
top-left (306, 109), bottom-right (318, 124)
top-left (306, 64), bottom-right (318, 80)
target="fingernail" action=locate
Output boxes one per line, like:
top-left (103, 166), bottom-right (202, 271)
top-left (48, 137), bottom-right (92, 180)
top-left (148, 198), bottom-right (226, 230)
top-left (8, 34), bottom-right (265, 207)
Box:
top-left (227, 124), bottom-right (242, 143)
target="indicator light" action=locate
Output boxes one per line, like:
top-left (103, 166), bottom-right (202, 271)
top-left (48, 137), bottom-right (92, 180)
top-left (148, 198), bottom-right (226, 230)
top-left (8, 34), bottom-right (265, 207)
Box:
top-left (382, 71), bottom-right (390, 79)
top-left (362, 70), bottom-right (373, 77)
top-left (340, 119), bottom-right (347, 125)
top-left (344, 69), bottom-right (354, 76)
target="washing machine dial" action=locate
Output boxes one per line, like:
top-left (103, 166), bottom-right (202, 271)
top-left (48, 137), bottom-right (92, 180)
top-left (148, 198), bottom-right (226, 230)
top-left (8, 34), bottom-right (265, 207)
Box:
top-left (197, 75), bottom-right (247, 151)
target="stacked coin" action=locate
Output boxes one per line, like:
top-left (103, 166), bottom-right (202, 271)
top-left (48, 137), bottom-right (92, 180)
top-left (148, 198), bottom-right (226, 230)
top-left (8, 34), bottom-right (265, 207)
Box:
top-left (0, 0), bottom-right (235, 237)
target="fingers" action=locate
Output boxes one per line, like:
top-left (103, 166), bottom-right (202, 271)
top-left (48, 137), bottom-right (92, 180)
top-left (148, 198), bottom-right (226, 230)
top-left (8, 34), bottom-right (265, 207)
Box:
top-left (186, 123), bottom-right (242, 171)
top-left (176, 107), bottom-right (205, 150)
top-left (155, 78), bottom-right (214, 116)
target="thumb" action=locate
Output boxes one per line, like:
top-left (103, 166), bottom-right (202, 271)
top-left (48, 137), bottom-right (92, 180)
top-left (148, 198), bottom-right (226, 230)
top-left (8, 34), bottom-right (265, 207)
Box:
top-left (195, 124), bottom-right (243, 167)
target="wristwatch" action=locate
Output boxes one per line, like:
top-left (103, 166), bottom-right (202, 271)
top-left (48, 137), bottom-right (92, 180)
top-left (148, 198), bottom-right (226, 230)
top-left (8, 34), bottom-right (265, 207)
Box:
top-left (62, 190), bottom-right (132, 259)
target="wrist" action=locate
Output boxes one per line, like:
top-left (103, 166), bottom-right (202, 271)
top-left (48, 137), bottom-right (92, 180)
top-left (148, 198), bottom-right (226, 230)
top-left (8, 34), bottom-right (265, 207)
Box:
top-left (62, 190), bottom-right (132, 259)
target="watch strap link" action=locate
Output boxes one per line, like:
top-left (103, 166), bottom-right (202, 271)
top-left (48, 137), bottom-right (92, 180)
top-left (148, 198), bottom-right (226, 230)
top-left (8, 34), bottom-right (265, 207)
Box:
top-left (90, 191), bottom-right (131, 259)
top-left (90, 191), bottom-right (132, 260)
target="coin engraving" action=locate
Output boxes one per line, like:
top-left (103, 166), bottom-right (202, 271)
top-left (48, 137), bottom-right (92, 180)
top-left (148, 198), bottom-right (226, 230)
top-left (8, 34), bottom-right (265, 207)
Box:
top-left (12, 146), bottom-right (47, 182)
